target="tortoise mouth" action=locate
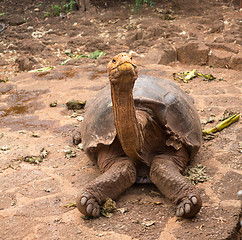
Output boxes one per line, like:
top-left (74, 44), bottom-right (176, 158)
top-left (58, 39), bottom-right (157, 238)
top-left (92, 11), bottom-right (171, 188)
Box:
top-left (109, 62), bottom-right (138, 81)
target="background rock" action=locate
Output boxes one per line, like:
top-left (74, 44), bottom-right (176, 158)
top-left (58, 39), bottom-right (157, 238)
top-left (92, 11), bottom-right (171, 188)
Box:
top-left (176, 42), bottom-right (209, 65)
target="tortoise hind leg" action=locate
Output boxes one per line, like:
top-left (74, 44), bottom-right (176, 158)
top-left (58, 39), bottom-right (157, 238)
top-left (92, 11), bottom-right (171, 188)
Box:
top-left (76, 139), bottom-right (136, 217)
top-left (150, 148), bottom-right (202, 218)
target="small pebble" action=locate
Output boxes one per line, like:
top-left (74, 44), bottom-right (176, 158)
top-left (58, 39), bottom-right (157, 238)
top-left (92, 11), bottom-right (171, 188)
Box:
top-left (77, 116), bottom-right (84, 122)
top-left (77, 143), bottom-right (84, 150)
top-left (1, 146), bottom-right (10, 151)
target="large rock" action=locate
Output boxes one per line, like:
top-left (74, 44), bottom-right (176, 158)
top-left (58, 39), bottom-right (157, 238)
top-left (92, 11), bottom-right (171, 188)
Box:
top-left (0, 14), bottom-right (25, 26)
top-left (176, 42), bottom-right (209, 65)
top-left (208, 49), bottom-right (233, 68)
top-left (206, 43), bottom-right (240, 54)
top-left (15, 56), bottom-right (33, 71)
top-left (229, 52), bottom-right (242, 71)
top-left (146, 46), bottom-right (177, 65)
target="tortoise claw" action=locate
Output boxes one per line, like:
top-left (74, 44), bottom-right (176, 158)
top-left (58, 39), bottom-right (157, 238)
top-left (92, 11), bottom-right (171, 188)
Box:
top-left (77, 193), bottom-right (100, 218)
top-left (176, 194), bottom-right (202, 218)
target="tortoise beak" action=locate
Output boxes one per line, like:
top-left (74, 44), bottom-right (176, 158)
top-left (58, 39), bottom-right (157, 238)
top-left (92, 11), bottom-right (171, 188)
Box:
top-left (109, 61), bottom-right (138, 81)
top-left (118, 62), bottom-right (136, 72)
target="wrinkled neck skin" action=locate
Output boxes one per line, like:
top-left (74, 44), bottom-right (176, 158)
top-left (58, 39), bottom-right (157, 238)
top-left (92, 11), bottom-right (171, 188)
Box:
top-left (110, 74), bottom-right (143, 160)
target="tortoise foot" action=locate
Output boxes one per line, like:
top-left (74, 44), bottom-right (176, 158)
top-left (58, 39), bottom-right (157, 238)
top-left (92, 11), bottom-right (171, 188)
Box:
top-left (76, 193), bottom-right (100, 217)
top-left (176, 194), bottom-right (202, 218)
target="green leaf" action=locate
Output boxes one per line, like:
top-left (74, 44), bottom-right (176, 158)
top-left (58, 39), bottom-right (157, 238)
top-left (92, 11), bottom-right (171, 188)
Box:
top-left (61, 54), bottom-right (87, 65)
top-left (63, 202), bottom-right (77, 208)
top-left (202, 113), bottom-right (240, 135)
top-left (88, 50), bottom-right (106, 59)
top-left (29, 66), bottom-right (54, 72)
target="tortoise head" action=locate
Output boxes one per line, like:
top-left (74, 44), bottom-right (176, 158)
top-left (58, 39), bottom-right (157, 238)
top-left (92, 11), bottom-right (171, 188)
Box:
top-left (107, 53), bottom-right (138, 83)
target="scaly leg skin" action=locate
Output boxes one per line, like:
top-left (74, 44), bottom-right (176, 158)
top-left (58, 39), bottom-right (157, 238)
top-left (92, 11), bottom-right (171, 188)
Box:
top-left (76, 157), bottom-right (136, 217)
top-left (150, 151), bottom-right (202, 218)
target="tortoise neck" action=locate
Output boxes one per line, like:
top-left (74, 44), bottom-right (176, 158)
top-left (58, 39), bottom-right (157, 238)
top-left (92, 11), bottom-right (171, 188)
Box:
top-left (110, 77), bottom-right (142, 160)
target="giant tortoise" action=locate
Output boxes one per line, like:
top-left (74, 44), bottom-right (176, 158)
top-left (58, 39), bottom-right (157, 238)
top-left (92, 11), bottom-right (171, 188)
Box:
top-left (74, 53), bottom-right (202, 218)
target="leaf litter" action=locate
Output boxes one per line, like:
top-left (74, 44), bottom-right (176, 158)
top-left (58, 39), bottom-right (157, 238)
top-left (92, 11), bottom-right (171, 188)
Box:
top-left (183, 164), bottom-right (210, 185)
top-left (173, 69), bottom-right (224, 83)
top-left (100, 198), bottom-right (116, 218)
top-left (22, 147), bottom-right (49, 164)
top-left (203, 112), bottom-right (240, 136)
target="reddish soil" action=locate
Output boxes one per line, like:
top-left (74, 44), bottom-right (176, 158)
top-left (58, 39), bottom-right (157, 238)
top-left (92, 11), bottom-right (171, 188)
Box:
top-left (0, 0), bottom-right (241, 239)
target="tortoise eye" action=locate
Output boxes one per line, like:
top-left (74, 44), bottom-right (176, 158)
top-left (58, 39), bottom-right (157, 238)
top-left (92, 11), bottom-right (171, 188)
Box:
top-left (130, 57), bottom-right (132, 60)
top-left (112, 59), bottom-right (116, 63)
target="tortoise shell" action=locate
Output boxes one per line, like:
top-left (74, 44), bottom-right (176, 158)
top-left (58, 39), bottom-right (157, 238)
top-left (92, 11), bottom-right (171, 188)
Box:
top-left (81, 75), bottom-right (202, 162)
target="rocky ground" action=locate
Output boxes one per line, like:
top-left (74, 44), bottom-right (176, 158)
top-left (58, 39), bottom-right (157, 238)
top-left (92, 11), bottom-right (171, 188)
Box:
top-left (0, 0), bottom-right (241, 239)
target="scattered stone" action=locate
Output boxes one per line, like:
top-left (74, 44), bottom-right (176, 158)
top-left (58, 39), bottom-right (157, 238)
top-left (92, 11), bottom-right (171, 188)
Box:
top-left (69, 113), bottom-right (78, 118)
top-left (117, 208), bottom-right (128, 214)
top-left (0, 133), bottom-right (5, 139)
top-left (201, 116), bottom-right (215, 125)
top-left (96, 233), bottom-right (104, 237)
top-left (31, 132), bottom-right (40, 138)
top-left (141, 220), bottom-right (156, 227)
top-left (18, 130), bottom-right (27, 134)
top-left (155, 8), bottom-right (176, 20)
top-left (65, 49), bottom-right (72, 55)
top-left (76, 116), bottom-right (84, 122)
top-left (208, 20), bottom-right (224, 33)
top-left (40, 148), bottom-right (48, 158)
top-left (238, 142), bottom-right (242, 153)
top-left (66, 99), bottom-right (86, 110)
top-left (214, 37), bottom-right (224, 43)
top-left (63, 146), bottom-right (76, 158)
top-left (77, 143), bottom-right (84, 150)
top-left (31, 29), bottom-right (54, 39)
top-left (0, 145), bottom-right (10, 151)
top-left (15, 56), bottom-right (33, 71)
top-left (237, 190), bottom-right (242, 200)
top-left (49, 101), bottom-right (57, 107)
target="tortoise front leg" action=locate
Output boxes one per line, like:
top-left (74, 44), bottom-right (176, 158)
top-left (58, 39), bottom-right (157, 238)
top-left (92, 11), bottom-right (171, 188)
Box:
top-left (76, 157), bottom-right (136, 217)
top-left (150, 150), bottom-right (202, 218)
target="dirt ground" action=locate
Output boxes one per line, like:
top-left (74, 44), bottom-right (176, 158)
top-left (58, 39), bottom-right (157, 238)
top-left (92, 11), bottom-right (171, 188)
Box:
top-left (0, 0), bottom-right (241, 239)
